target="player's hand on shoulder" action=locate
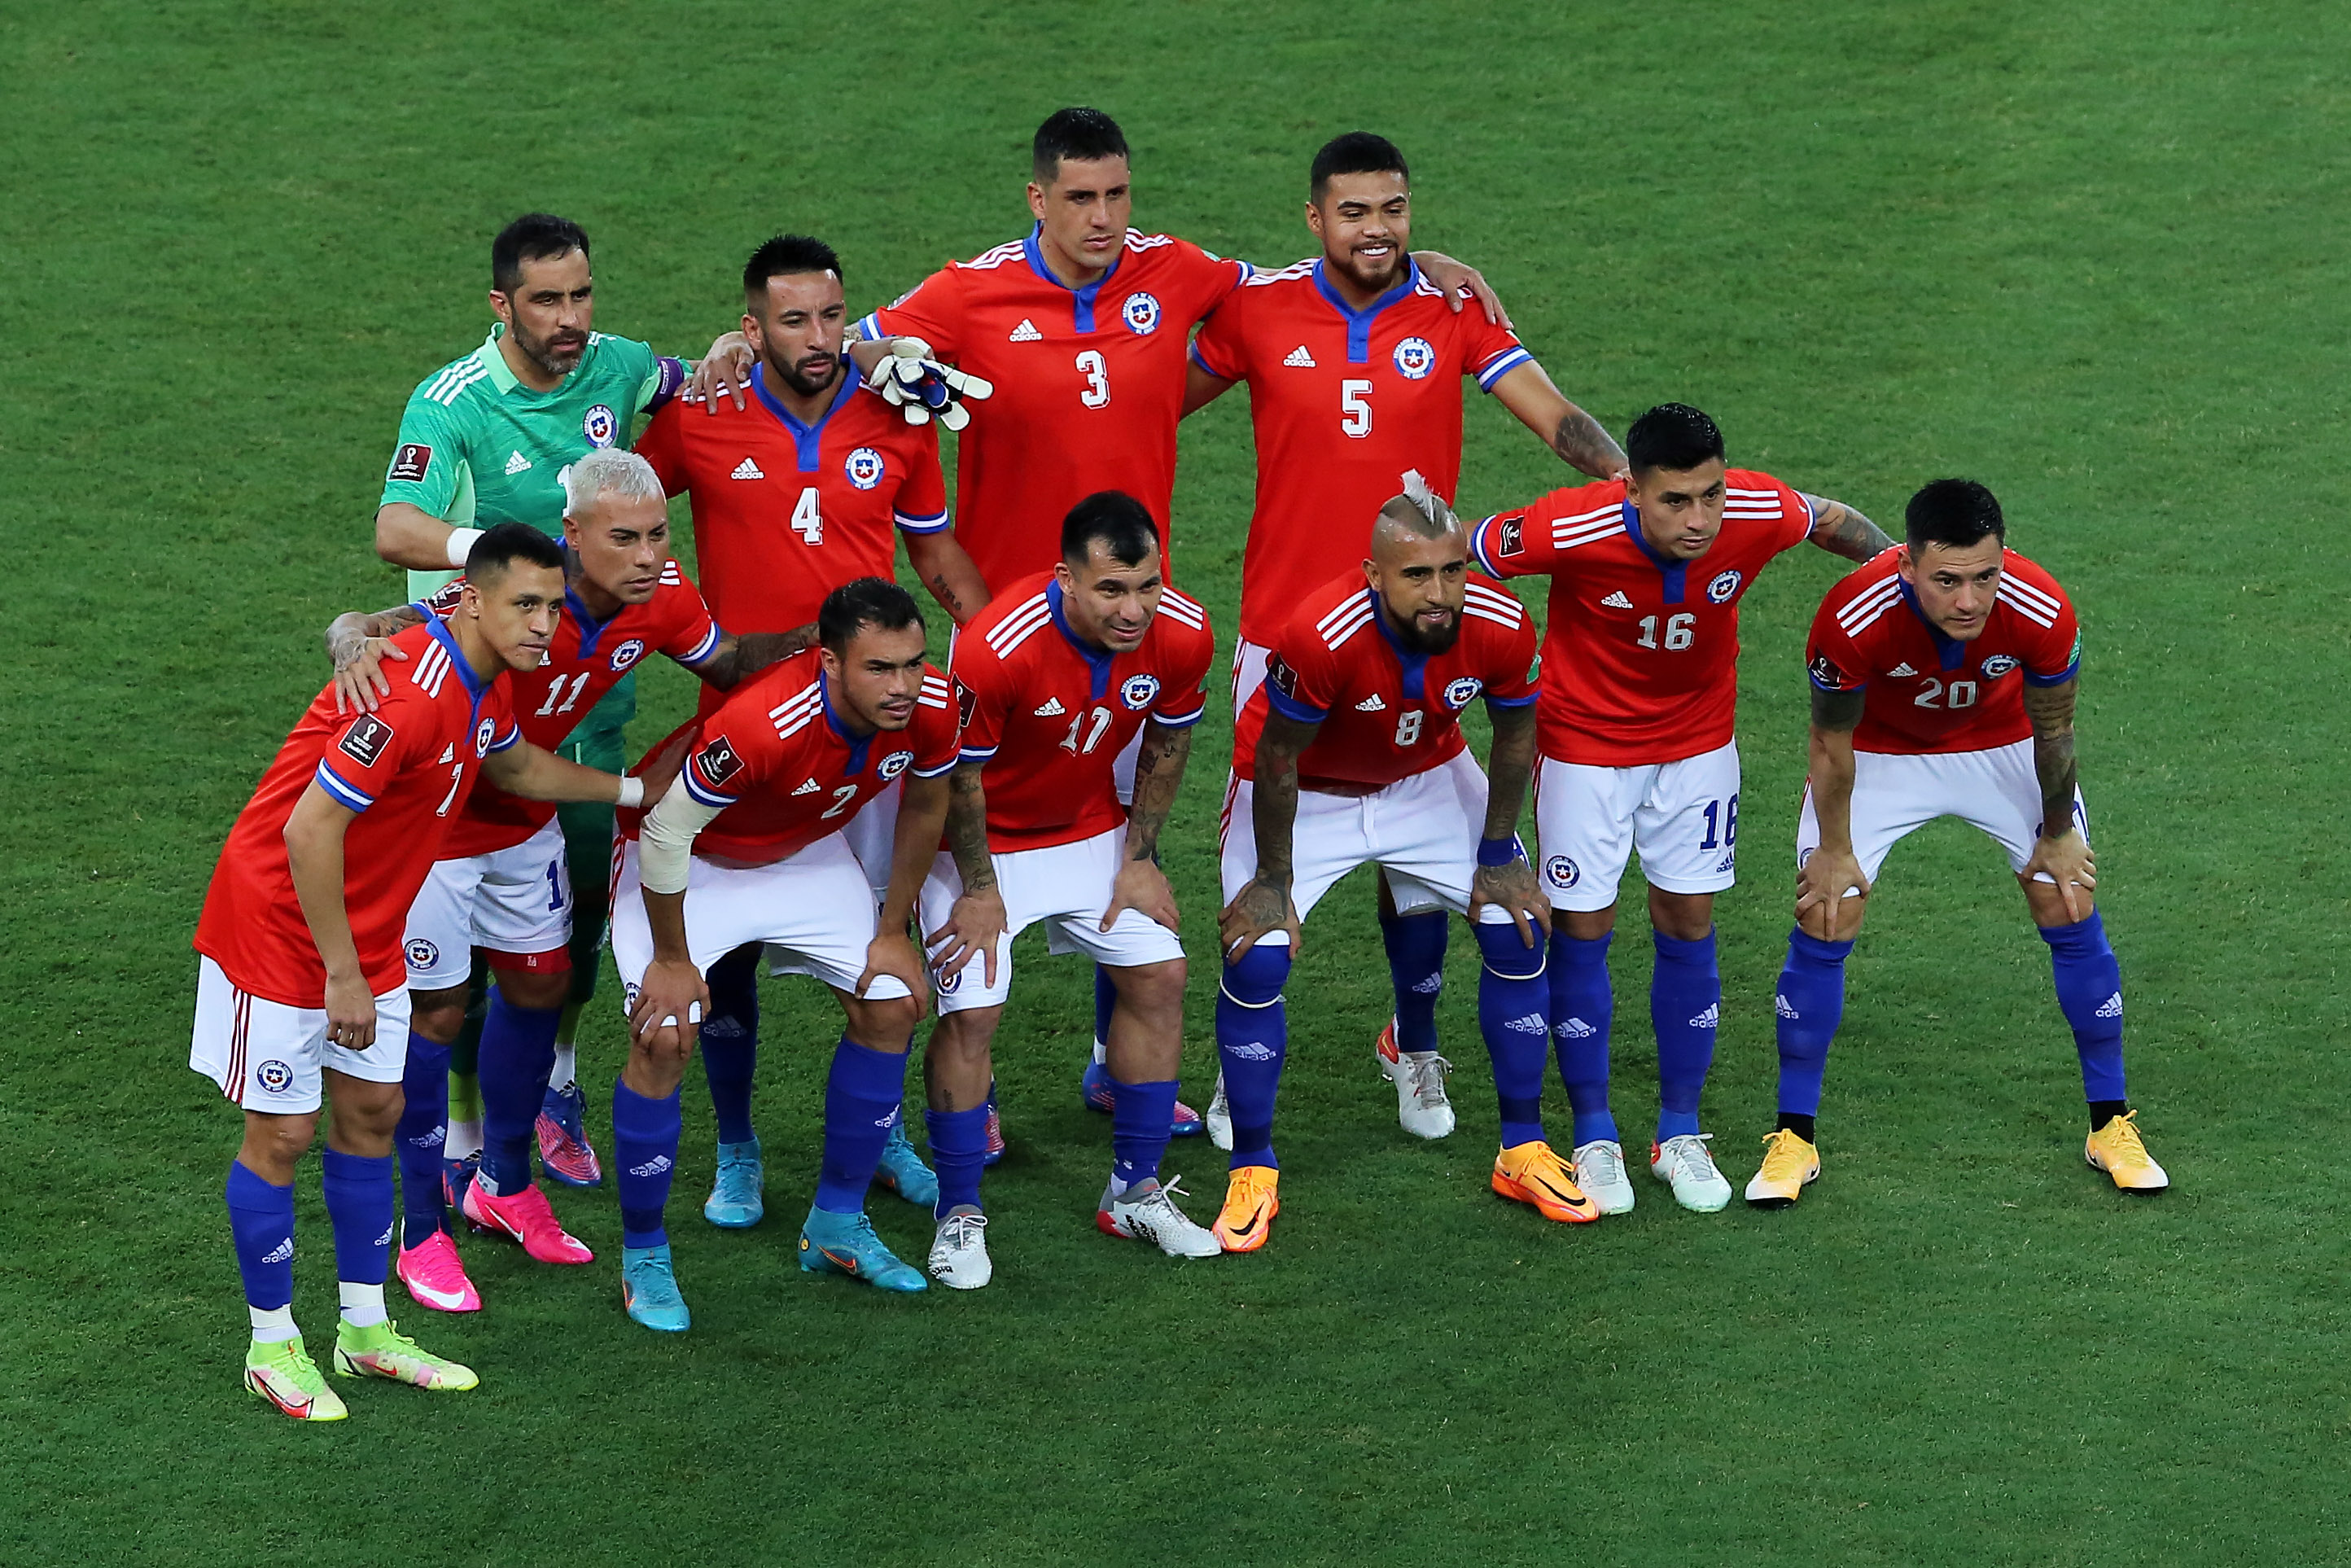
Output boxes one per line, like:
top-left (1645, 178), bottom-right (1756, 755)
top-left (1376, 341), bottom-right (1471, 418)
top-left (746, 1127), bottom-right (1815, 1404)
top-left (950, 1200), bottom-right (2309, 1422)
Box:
top-left (693, 332), bottom-right (754, 414)
top-left (1470, 859), bottom-right (1552, 949)
top-left (635, 729), bottom-right (698, 807)
top-left (1218, 876), bottom-right (1297, 961)
top-left (630, 958), bottom-right (708, 1049)
top-left (864, 338), bottom-right (995, 432)
top-left (328, 629), bottom-right (407, 716)
top-left (2023, 826), bottom-right (2096, 922)
top-left (857, 930), bottom-right (932, 1018)
top-left (1106, 858), bottom-right (1180, 935)
top-left (926, 886), bottom-right (1009, 988)
top-left (323, 971), bottom-right (379, 1051)
top-left (1413, 252), bottom-right (1510, 331)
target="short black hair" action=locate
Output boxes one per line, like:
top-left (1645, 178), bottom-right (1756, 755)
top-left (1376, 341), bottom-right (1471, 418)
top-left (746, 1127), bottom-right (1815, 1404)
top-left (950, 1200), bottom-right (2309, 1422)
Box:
top-left (1033, 107), bottom-right (1128, 185)
top-left (742, 234), bottom-right (843, 304)
top-left (1626, 403), bottom-right (1726, 475)
top-left (492, 214), bottom-right (590, 296)
top-left (467, 521), bottom-right (567, 582)
top-left (818, 576), bottom-right (924, 655)
top-left (1311, 131), bottom-right (1409, 200)
top-left (1060, 491), bottom-right (1159, 568)
top-left (1905, 478), bottom-right (2007, 552)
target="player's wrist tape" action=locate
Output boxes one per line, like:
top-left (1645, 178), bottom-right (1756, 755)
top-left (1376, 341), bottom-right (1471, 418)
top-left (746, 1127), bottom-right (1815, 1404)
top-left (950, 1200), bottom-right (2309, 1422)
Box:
top-left (615, 775), bottom-right (644, 809)
top-left (444, 528), bottom-right (484, 569)
top-left (1477, 837), bottom-right (1522, 867)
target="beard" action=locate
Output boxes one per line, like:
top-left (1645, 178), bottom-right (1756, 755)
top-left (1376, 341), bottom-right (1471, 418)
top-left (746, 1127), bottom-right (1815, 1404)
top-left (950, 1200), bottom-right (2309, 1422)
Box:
top-left (766, 348), bottom-right (841, 398)
top-left (511, 317), bottom-right (587, 378)
top-left (1395, 611), bottom-right (1460, 655)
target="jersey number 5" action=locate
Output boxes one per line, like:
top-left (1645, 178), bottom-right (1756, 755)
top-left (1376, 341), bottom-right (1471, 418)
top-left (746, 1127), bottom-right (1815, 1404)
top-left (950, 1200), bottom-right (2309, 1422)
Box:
top-left (792, 487), bottom-right (823, 546)
top-left (1076, 350), bottom-right (1110, 410)
top-left (1342, 379), bottom-right (1373, 438)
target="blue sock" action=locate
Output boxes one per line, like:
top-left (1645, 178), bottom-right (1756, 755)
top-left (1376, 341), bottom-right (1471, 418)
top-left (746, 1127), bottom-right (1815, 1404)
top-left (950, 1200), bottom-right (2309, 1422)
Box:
top-left (2041, 911), bottom-right (2127, 1104)
top-left (1775, 927), bottom-right (1852, 1120)
top-left (702, 944), bottom-right (760, 1145)
top-left (611, 1079), bottom-right (681, 1249)
top-left (396, 1037), bottom-right (449, 1249)
top-left (1110, 1076), bottom-right (1180, 1189)
top-left (1217, 943), bottom-right (1292, 1168)
top-left (1476, 922), bottom-right (1550, 1147)
top-left (1380, 904), bottom-right (1447, 1053)
top-left (1549, 931), bottom-right (1618, 1145)
top-left (321, 1147), bottom-right (393, 1288)
top-left (814, 1039), bottom-right (908, 1214)
top-left (225, 1161), bottom-right (296, 1312)
top-left (477, 986), bottom-right (561, 1196)
top-left (1652, 927), bottom-right (1720, 1141)
top-left (926, 1106), bottom-right (990, 1218)
top-left (1093, 966), bottom-right (1116, 1052)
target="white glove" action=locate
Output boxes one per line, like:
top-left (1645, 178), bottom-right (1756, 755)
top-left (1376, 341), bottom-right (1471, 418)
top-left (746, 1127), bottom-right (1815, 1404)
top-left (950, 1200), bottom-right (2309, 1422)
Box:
top-left (863, 338), bottom-right (995, 432)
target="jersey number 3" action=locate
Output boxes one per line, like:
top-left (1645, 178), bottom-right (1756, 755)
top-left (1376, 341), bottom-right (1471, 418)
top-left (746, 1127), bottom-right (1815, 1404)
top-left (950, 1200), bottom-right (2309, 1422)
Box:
top-left (1076, 350), bottom-right (1110, 410)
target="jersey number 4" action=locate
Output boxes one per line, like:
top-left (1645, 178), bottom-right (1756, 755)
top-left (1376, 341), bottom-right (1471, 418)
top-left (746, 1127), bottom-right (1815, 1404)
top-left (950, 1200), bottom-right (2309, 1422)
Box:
top-left (792, 487), bottom-right (823, 546)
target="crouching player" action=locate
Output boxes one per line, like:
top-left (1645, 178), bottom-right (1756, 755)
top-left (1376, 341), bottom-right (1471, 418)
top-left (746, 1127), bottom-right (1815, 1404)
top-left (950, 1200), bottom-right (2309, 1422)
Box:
top-left (1749, 479), bottom-right (2165, 1205)
top-left (918, 493), bottom-right (1220, 1287)
top-left (325, 449), bottom-right (799, 1312)
top-left (611, 580), bottom-right (957, 1327)
top-left (192, 523), bottom-right (649, 1418)
top-left (1215, 478), bottom-right (1587, 1247)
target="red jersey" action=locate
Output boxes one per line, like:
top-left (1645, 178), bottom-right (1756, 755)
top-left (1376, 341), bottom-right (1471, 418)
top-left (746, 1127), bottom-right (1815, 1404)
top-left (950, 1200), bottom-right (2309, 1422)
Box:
top-left (425, 563), bottom-right (720, 857)
top-left (1470, 472), bottom-right (1815, 766)
top-left (860, 228), bottom-right (1249, 589)
top-left (1236, 571), bottom-right (1539, 792)
top-left (1191, 258), bottom-right (1532, 646)
top-left (677, 651), bottom-right (959, 867)
top-left (195, 619), bottom-right (521, 1005)
top-left (952, 573), bottom-right (1215, 852)
top-left (635, 368), bottom-right (948, 639)
top-left (1806, 547), bottom-right (2081, 756)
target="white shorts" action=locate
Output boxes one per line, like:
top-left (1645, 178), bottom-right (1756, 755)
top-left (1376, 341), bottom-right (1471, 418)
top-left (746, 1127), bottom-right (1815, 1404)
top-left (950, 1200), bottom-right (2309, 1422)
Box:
top-left (917, 827), bottom-right (1186, 1014)
top-left (190, 957), bottom-right (412, 1115)
top-left (1220, 750), bottom-right (1514, 939)
top-left (837, 780), bottom-right (900, 905)
top-left (1232, 637), bottom-right (1273, 718)
top-left (402, 817), bottom-right (573, 989)
top-left (608, 833), bottom-right (912, 1011)
top-left (1534, 740), bottom-right (1742, 912)
top-left (1797, 738), bottom-right (2091, 887)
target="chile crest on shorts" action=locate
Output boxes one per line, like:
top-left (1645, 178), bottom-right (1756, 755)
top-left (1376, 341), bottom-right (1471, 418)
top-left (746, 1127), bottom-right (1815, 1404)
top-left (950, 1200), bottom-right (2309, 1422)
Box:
top-left (1545, 854), bottom-right (1580, 889)
top-left (1120, 673), bottom-right (1160, 710)
top-left (257, 1059), bottom-right (295, 1093)
top-left (1121, 292), bottom-right (1162, 335)
top-left (406, 937), bottom-right (441, 970)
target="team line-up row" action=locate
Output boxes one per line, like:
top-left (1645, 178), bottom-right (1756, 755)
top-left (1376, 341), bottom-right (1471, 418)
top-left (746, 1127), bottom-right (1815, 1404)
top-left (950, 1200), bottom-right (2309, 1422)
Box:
top-left (189, 109), bottom-right (2161, 1424)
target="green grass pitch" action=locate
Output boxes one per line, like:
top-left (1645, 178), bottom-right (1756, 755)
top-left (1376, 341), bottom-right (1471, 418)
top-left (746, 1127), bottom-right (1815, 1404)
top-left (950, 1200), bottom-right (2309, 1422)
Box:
top-left (6, 2), bottom-right (2349, 1562)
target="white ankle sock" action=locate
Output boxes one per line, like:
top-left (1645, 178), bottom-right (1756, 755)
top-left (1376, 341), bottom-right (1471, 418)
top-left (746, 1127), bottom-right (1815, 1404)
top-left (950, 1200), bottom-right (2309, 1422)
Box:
top-left (248, 1304), bottom-right (299, 1343)
top-left (338, 1281), bottom-right (387, 1329)
top-left (445, 1119), bottom-right (484, 1162)
top-left (549, 1043), bottom-right (577, 1093)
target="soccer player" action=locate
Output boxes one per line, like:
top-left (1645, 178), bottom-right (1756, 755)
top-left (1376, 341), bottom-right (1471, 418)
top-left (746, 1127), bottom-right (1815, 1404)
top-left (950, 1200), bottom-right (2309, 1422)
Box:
top-left (635, 234), bottom-right (989, 1229)
top-left (1467, 404), bottom-right (1892, 1215)
top-left (1214, 478), bottom-right (1590, 1249)
top-left (851, 107), bottom-right (1499, 1130)
top-left (1185, 130), bottom-right (1630, 1147)
top-left (1748, 478), bottom-right (2166, 1206)
top-left (324, 449), bottom-right (803, 1312)
top-left (917, 493), bottom-right (1220, 1287)
top-left (193, 523), bottom-right (649, 1418)
top-left (370, 213), bottom-right (751, 1201)
top-left (611, 580), bottom-right (959, 1329)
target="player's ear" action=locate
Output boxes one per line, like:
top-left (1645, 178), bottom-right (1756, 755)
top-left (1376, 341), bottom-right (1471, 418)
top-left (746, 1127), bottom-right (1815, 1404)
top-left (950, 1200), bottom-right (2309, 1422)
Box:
top-left (1027, 182), bottom-right (1049, 221)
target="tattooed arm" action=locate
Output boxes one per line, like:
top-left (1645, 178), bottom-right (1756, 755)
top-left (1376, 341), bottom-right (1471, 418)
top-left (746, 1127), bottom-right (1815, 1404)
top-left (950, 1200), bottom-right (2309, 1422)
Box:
top-left (1103, 719), bottom-right (1195, 935)
top-left (1490, 362), bottom-right (1630, 480)
top-left (1795, 683), bottom-right (1871, 941)
top-left (925, 759), bottom-right (1008, 987)
top-left (905, 528), bottom-right (991, 628)
top-left (1799, 493), bottom-right (1894, 563)
top-left (324, 602), bottom-right (429, 715)
top-left (1219, 709), bottom-right (1319, 961)
top-left (2019, 675), bottom-right (2095, 921)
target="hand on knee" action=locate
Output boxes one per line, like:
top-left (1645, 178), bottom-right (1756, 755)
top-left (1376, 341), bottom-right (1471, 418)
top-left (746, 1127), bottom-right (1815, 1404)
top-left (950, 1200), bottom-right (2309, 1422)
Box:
top-left (845, 994), bottom-right (919, 1052)
top-left (1473, 918), bottom-right (1547, 982)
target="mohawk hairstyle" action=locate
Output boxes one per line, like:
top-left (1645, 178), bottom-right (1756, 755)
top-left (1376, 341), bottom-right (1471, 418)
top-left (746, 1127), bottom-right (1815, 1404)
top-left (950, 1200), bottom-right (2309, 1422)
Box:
top-left (1376, 468), bottom-right (1461, 539)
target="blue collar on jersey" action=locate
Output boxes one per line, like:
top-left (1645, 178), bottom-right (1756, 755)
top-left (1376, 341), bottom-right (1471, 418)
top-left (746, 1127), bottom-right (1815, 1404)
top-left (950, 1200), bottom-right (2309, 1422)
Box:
top-left (1621, 501), bottom-right (1690, 605)
top-left (1311, 258), bottom-right (1421, 365)
top-left (1896, 577), bottom-right (1971, 672)
top-left (752, 362), bottom-right (860, 475)
top-left (1022, 223), bottom-right (1124, 335)
top-left (1363, 588), bottom-right (1431, 699)
top-left (418, 609), bottom-right (498, 732)
top-left (817, 670), bottom-right (873, 774)
top-left (1045, 580), bottom-right (1117, 701)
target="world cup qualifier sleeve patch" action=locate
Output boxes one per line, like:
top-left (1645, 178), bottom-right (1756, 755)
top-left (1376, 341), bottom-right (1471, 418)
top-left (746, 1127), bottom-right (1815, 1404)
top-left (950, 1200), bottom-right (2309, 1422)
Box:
top-left (339, 713), bottom-right (396, 767)
top-left (388, 443), bottom-right (432, 483)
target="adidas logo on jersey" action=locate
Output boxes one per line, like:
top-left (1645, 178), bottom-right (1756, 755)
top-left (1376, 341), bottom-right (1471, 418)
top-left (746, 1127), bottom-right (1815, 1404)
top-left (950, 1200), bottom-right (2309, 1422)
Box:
top-left (1775, 994), bottom-right (1801, 1020)
top-left (1355, 694), bottom-right (1387, 712)
top-left (1283, 345), bottom-right (1316, 367)
top-left (1556, 1017), bottom-right (1596, 1039)
top-left (1225, 1040), bottom-right (1277, 1062)
top-left (1601, 591), bottom-right (1634, 609)
top-left (1688, 1004), bottom-right (1720, 1029)
top-left (260, 1237), bottom-right (294, 1264)
top-left (731, 458), bottom-right (764, 480)
top-left (790, 777), bottom-right (820, 795)
top-left (436, 744), bottom-right (455, 764)
top-left (1033, 697), bottom-right (1066, 716)
top-left (1889, 662), bottom-right (1917, 677)
top-left (2095, 992), bottom-right (2123, 1019)
top-left (1009, 318), bottom-right (1043, 342)
top-left (1504, 1013), bottom-right (1547, 1036)
top-left (503, 450), bottom-right (532, 476)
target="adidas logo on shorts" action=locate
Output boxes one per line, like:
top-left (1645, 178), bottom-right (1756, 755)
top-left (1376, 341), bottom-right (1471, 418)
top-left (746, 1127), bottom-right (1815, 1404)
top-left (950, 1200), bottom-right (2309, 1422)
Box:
top-left (1600, 591), bottom-right (1634, 610)
top-left (1033, 697), bottom-right (1066, 716)
top-left (731, 458), bottom-right (764, 480)
top-left (1226, 1040), bottom-right (1276, 1062)
top-left (1556, 1017), bottom-right (1596, 1039)
top-left (2095, 992), bottom-right (2123, 1019)
top-left (260, 1238), bottom-right (294, 1264)
top-left (628, 1155), bottom-right (675, 1178)
top-left (504, 450), bottom-right (532, 475)
top-left (1009, 318), bottom-right (1043, 342)
top-left (1688, 1004), bottom-right (1720, 1029)
top-left (1775, 994), bottom-right (1800, 1020)
top-left (1504, 1013), bottom-right (1546, 1035)
top-left (1283, 345), bottom-right (1316, 367)
top-left (1355, 694), bottom-right (1387, 712)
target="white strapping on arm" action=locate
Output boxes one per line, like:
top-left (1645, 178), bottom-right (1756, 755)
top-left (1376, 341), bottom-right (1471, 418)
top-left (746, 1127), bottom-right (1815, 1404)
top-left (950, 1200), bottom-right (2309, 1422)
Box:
top-left (444, 527), bottom-right (485, 569)
top-left (615, 774), bottom-right (644, 809)
top-left (637, 773), bottom-right (725, 895)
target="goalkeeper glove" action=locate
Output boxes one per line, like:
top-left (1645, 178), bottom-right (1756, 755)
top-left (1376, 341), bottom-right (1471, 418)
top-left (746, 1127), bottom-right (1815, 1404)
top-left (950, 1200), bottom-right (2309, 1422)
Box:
top-left (863, 338), bottom-right (994, 431)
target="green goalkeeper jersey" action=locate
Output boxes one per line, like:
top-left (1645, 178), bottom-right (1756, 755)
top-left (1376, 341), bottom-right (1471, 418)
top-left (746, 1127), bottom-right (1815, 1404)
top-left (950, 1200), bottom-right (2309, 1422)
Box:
top-left (380, 324), bottom-right (685, 598)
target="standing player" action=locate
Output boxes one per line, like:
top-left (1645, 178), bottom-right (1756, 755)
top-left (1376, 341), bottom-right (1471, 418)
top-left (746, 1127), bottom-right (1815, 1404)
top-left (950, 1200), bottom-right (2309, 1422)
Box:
top-left (1215, 480), bottom-right (1590, 1249)
top-left (917, 493), bottom-right (1220, 1288)
top-left (324, 450), bottom-right (801, 1312)
top-left (370, 214), bottom-right (751, 1201)
top-left (612, 580), bottom-right (959, 1329)
top-left (635, 234), bottom-right (988, 1229)
top-left (1468, 404), bottom-right (1891, 1215)
top-left (851, 108), bottom-right (1501, 1127)
top-left (193, 525), bottom-right (646, 1418)
top-left (1748, 478), bottom-right (2165, 1206)
top-left (1185, 131), bottom-right (1629, 1146)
